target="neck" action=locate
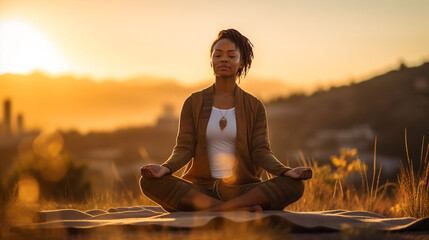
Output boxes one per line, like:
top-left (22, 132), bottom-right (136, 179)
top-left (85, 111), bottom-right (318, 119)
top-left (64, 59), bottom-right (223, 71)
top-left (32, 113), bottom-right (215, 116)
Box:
top-left (214, 76), bottom-right (237, 96)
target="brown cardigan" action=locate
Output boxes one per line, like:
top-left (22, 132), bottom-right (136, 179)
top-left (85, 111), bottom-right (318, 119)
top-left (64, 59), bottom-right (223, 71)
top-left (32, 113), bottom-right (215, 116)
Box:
top-left (162, 84), bottom-right (291, 186)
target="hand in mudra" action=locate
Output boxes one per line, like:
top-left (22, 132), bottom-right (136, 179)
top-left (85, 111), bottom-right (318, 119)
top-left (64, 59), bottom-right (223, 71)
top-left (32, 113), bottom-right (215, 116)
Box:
top-left (140, 164), bottom-right (170, 178)
top-left (283, 167), bottom-right (312, 180)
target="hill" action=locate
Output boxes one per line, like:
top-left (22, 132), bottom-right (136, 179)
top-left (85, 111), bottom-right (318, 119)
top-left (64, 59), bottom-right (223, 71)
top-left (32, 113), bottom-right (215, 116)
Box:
top-left (267, 62), bottom-right (429, 173)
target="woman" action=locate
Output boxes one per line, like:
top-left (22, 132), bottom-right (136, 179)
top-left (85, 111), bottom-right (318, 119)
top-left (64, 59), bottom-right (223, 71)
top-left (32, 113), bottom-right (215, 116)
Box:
top-left (140, 29), bottom-right (312, 212)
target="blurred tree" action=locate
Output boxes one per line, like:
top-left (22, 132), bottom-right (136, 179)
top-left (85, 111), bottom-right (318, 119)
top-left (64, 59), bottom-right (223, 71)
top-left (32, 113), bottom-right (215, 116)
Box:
top-left (4, 132), bottom-right (93, 204)
top-left (8, 151), bottom-right (92, 202)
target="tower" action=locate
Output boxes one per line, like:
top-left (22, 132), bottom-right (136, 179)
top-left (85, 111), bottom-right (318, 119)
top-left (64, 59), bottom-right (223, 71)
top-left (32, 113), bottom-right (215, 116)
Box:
top-left (17, 113), bottom-right (24, 135)
top-left (3, 99), bottom-right (11, 137)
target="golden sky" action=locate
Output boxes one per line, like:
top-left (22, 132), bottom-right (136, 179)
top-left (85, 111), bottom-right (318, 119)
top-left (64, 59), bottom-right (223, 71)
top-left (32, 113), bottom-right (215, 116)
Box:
top-left (1, 0), bottom-right (429, 88)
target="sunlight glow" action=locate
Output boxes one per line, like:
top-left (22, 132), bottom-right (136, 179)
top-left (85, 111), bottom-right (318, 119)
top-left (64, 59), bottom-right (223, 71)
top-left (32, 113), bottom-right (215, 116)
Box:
top-left (33, 131), bottom-right (69, 182)
top-left (0, 21), bottom-right (70, 75)
top-left (18, 175), bottom-right (40, 203)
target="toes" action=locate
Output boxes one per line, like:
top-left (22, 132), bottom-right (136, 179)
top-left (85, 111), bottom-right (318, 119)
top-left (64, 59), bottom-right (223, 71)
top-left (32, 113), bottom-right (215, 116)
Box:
top-left (251, 205), bottom-right (263, 212)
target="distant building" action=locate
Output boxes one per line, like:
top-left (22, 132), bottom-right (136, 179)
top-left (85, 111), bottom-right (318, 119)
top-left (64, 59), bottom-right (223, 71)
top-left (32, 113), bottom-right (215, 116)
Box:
top-left (17, 113), bottom-right (24, 135)
top-left (3, 99), bottom-right (11, 137)
top-left (306, 125), bottom-right (376, 161)
top-left (399, 62), bottom-right (408, 71)
top-left (308, 125), bottom-right (375, 148)
top-left (0, 99), bottom-right (32, 149)
top-left (156, 104), bottom-right (178, 131)
top-left (0, 99), bottom-right (27, 139)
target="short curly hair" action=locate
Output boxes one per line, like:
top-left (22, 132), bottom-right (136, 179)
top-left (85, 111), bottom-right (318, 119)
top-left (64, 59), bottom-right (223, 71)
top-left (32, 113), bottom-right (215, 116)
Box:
top-left (210, 29), bottom-right (254, 79)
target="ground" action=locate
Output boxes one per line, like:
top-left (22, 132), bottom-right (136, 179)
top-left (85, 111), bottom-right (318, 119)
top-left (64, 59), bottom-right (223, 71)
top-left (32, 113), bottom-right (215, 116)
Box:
top-left (2, 225), bottom-right (429, 240)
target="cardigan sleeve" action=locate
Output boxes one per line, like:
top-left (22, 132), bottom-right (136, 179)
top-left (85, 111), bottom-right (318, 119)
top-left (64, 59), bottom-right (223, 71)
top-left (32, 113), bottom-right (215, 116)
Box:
top-left (161, 95), bottom-right (196, 174)
top-left (251, 100), bottom-right (292, 176)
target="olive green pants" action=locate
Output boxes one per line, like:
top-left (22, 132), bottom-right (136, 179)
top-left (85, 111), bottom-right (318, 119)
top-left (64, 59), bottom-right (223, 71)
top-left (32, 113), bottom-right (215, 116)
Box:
top-left (139, 174), bottom-right (304, 212)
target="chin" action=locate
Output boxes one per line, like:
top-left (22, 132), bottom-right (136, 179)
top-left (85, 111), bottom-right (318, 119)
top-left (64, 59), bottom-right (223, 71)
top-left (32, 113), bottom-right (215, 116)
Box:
top-left (215, 73), bottom-right (236, 78)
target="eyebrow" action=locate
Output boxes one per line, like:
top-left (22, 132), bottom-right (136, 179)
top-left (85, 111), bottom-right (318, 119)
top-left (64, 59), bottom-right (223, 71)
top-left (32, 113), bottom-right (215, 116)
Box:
top-left (214, 49), bottom-right (237, 52)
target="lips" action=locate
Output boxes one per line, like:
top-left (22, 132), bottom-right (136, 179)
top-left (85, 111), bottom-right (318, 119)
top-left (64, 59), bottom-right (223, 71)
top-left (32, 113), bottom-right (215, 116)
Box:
top-left (218, 65), bottom-right (230, 69)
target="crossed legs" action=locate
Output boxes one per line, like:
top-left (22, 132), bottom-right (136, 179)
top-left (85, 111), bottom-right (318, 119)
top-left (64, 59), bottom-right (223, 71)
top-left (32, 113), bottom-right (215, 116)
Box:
top-left (177, 188), bottom-right (267, 212)
top-left (140, 175), bottom-right (303, 212)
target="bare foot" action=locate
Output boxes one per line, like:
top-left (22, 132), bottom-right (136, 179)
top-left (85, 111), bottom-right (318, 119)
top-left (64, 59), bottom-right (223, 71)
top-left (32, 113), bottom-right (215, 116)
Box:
top-left (250, 205), bottom-right (263, 212)
top-left (203, 205), bottom-right (263, 212)
top-left (228, 205), bottom-right (263, 212)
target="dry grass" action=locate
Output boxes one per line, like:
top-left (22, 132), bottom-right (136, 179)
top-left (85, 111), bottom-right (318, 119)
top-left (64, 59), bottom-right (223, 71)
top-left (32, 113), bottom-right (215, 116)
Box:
top-left (286, 147), bottom-right (398, 217)
top-left (397, 131), bottom-right (429, 218)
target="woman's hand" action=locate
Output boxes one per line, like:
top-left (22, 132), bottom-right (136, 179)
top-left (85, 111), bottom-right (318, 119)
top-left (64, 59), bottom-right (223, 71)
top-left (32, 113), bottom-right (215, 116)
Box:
top-left (283, 167), bottom-right (312, 180)
top-left (140, 164), bottom-right (171, 178)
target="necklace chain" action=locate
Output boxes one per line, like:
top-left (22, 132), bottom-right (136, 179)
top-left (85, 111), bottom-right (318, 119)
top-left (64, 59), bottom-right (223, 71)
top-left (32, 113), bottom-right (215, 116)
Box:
top-left (218, 109), bottom-right (229, 118)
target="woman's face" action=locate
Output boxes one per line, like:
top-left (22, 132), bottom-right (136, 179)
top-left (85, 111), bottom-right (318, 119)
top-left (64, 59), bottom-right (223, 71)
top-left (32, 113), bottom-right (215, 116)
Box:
top-left (211, 38), bottom-right (243, 79)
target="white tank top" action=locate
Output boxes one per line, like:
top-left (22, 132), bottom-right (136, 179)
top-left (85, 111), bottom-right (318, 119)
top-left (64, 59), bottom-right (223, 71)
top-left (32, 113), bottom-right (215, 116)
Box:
top-left (206, 106), bottom-right (237, 179)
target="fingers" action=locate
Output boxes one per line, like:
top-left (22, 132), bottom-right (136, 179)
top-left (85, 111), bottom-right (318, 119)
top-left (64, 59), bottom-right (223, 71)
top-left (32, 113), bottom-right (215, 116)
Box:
top-left (141, 166), bottom-right (155, 178)
top-left (299, 168), bottom-right (312, 180)
top-left (308, 169), bottom-right (313, 179)
top-left (140, 167), bottom-right (147, 176)
top-left (141, 166), bottom-right (165, 178)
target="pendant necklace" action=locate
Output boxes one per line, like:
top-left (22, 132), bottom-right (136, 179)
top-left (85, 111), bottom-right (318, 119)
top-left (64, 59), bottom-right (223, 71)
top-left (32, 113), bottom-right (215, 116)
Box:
top-left (218, 109), bottom-right (229, 131)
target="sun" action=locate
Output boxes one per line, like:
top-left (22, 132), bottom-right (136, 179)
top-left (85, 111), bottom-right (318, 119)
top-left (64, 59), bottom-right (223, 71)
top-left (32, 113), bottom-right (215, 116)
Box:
top-left (0, 20), bottom-right (70, 75)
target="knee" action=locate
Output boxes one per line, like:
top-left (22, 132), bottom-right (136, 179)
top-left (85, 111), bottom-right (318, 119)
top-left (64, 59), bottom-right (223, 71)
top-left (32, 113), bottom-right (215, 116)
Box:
top-left (139, 176), bottom-right (161, 195)
top-left (279, 176), bottom-right (305, 202)
top-left (262, 177), bottom-right (306, 210)
top-left (295, 179), bottom-right (305, 200)
top-left (139, 175), bottom-right (176, 195)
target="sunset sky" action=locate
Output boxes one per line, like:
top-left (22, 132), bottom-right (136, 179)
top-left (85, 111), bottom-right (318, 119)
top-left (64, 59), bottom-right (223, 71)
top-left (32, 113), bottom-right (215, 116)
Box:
top-left (1, 0), bottom-right (429, 88)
